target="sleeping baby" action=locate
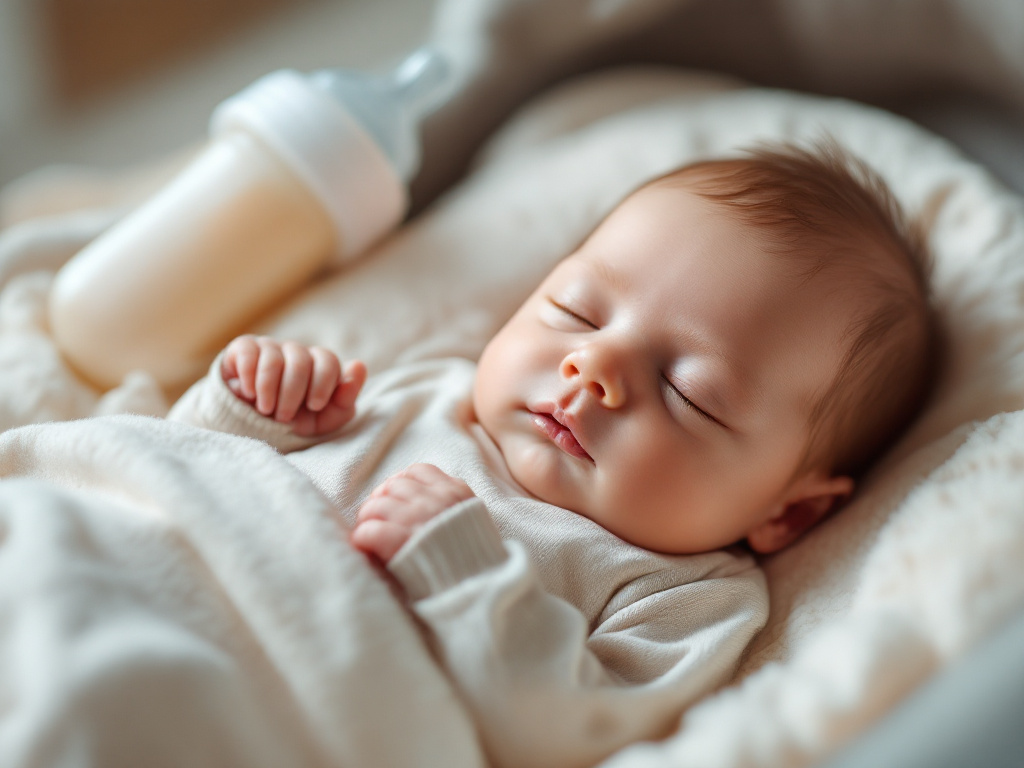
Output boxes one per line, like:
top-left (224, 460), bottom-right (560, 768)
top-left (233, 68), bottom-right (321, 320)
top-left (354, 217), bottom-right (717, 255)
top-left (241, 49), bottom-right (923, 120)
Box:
top-left (169, 139), bottom-right (938, 768)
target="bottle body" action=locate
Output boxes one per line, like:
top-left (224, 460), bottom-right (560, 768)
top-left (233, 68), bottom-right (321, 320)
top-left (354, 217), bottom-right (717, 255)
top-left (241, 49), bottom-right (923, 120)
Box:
top-left (48, 51), bottom-right (447, 393)
top-left (49, 131), bottom-right (336, 391)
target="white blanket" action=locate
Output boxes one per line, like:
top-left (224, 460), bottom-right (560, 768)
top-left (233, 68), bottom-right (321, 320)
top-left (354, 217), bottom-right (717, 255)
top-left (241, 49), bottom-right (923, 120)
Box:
top-left (3, 68), bottom-right (1024, 768)
top-left (0, 414), bottom-right (484, 767)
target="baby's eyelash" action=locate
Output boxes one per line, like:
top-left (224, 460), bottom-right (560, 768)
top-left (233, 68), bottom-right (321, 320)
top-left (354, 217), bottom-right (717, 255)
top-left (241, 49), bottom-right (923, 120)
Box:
top-left (663, 376), bottom-right (717, 424)
top-left (549, 299), bottom-right (598, 329)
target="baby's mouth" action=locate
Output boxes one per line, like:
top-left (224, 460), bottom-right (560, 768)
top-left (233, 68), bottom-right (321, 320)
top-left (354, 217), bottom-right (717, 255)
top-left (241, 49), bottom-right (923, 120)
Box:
top-left (530, 409), bottom-right (594, 462)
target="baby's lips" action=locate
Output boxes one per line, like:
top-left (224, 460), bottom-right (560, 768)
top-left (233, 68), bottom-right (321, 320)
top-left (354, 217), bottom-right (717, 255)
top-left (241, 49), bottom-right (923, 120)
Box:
top-left (555, 409), bottom-right (593, 459)
top-left (531, 410), bottom-right (594, 462)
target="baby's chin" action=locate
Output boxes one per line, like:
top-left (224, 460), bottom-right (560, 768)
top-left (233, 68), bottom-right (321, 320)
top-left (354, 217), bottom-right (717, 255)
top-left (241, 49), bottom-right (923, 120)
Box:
top-left (504, 447), bottom-right (597, 517)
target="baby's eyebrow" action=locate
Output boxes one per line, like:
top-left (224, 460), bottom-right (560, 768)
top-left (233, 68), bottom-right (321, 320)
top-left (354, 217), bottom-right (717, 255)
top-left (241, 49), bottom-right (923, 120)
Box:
top-left (579, 252), bottom-right (629, 292)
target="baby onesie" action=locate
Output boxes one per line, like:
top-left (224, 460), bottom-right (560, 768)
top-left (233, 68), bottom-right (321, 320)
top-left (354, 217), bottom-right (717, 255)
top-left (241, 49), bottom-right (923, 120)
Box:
top-left (170, 355), bottom-right (768, 768)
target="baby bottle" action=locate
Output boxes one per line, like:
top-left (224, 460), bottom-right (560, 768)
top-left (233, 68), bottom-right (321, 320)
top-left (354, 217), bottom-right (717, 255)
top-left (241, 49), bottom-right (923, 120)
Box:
top-left (49, 49), bottom-right (449, 393)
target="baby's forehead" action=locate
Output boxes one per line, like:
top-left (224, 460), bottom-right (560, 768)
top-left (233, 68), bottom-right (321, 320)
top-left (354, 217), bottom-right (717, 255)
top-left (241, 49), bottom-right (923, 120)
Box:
top-left (568, 186), bottom-right (906, 309)
top-left (570, 250), bottom-right (632, 289)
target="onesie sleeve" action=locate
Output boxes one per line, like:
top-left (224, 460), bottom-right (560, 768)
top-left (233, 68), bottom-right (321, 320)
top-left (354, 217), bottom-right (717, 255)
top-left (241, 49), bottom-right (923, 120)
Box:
top-left (167, 353), bottom-right (332, 454)
top-left (387, 498), bottom-right (769, 768)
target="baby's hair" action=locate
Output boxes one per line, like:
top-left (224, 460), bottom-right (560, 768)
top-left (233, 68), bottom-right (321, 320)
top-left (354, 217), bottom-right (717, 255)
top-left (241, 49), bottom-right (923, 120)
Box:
top-left (654, 138), bottom-right (939, 478)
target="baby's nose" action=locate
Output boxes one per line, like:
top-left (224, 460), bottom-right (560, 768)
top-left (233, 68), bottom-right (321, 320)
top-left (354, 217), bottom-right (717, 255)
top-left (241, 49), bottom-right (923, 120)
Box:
top-left (560, 347), bottom-right (626, 408)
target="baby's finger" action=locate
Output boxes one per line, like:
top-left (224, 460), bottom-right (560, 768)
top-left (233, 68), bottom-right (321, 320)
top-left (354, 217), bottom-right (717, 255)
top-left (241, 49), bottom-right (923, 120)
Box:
top-left (290, 408), bottom-right (318, 437)
top-left (311, 400), bottom-right (357, 436)
top-left (254, 337), bottom-right (285, 416)
top-left (331, 360), bottom-right (367, 411)
top-left (306, 347), bottom-right (342, 412)
top-left (349, 517), bottom-right (411, 563)
top-left (222, 335), bottom-right (260, 401)
top-left (403, 463), bottom-right (452, 484)
top-left (368, 474), bottom-right (425, 503)
top-left (290, 369), bottom-right (358, 436)
top-left (403, 464), bottom-right (474, 505)
top-left (289, 399), bottom-right (354, 437)
top-left (276, 342), bottom-right (313, 422)
top-left (356, 493), bottom-right (431, 531)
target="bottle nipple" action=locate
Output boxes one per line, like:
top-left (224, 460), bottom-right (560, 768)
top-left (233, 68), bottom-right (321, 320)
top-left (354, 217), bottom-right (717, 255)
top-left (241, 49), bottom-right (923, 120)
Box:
top-left (309, 48), bottom-right (451, 183)
top-left (391, 48), bottom-right (451, 119)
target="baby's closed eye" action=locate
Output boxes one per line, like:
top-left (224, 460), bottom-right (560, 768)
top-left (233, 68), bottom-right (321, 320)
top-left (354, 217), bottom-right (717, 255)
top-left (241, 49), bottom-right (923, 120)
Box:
top-left (543, 298), bottom-right (599, 330)
top-left (661, 375), bottom-right (722, 427)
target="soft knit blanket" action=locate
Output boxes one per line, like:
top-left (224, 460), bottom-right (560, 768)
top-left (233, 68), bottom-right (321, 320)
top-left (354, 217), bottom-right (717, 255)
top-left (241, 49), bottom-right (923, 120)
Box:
top-left (0, 414), bottom-right (485, 767)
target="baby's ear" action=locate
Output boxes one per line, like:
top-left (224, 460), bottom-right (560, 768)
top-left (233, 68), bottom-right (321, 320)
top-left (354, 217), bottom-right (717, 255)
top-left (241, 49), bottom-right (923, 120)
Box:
top-left (746, 473), bottom-right (854, 554)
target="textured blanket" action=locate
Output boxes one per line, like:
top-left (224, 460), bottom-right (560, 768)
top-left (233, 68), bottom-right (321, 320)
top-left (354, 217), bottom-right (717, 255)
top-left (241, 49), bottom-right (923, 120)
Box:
top-left (0, 414), bottom-right (484, 767)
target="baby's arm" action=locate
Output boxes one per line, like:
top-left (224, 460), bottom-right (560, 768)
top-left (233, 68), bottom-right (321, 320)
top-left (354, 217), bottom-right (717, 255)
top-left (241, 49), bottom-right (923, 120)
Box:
top-left (351, 466), bottom-right (768, 768)
top-left (168, 335), bottom-right (365, 453)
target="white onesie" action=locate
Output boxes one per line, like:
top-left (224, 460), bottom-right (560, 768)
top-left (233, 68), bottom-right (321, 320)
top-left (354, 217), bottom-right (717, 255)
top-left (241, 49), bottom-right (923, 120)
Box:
top-left (170, 355), bottom-right (768, 768)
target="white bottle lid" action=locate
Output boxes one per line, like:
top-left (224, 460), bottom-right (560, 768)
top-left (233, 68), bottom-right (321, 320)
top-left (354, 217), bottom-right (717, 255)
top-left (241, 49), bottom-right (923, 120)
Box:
top-left (210, 70), bottom-right (407, 260)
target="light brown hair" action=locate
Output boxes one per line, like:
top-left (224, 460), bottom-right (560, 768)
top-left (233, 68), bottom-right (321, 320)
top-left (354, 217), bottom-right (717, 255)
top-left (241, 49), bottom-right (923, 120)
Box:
top-left (657, 139), bottom-right (939, 477)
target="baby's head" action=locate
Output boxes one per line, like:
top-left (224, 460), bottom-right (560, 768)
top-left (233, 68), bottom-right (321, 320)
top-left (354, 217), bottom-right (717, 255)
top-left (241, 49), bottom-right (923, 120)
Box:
top-left (473, 140), bottom-right (937, 555)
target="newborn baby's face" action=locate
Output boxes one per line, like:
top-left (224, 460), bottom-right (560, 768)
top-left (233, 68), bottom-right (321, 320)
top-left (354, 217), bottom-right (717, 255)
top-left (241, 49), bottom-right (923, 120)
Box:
top-left (473, 182), bottom-right (858, 554)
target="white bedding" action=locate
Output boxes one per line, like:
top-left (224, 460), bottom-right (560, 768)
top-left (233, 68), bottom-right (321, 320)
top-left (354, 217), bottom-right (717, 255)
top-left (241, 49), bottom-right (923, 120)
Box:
top-left (0, 415), bottom-right (483, 767)
top-left (3, 68), bottom-right (1024, 767)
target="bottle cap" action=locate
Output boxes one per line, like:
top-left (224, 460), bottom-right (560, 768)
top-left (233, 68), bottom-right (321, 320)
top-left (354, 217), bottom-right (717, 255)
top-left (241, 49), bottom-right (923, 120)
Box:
top-left (211, 70), bottom-right (406, 259)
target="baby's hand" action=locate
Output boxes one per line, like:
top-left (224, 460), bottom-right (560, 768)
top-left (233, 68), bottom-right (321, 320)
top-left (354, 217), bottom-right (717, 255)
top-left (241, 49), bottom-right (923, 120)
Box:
top-left (221, 335), bottom-right (366, 437)
top-left (351, 463), bottom-right (475, 563)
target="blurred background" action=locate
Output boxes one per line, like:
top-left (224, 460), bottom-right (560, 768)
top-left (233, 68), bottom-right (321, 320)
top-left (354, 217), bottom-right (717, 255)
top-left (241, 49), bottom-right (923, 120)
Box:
top-left (3, 0), bottom-right (1023, 197)
top-left (0, 0), bottom-right (431, 190)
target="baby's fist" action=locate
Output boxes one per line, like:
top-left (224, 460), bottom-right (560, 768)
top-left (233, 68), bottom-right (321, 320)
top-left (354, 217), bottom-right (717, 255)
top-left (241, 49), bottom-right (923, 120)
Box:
top-left (351, 464), bottom-right (475, 563)
top-left (221, 335), bottom-right (366, 437)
